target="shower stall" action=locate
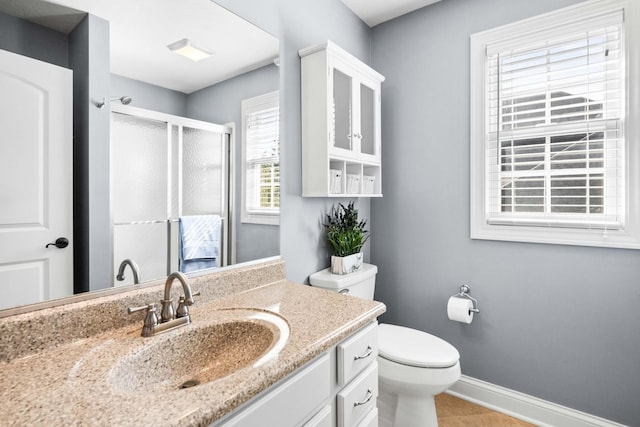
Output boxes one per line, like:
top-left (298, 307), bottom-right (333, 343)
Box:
top-left (110, 104), bottom-right (232, 286)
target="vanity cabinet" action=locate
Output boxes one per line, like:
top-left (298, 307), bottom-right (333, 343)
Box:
top-left (213, 322), bottom-right (379, 427)
top-left (299, 41), bottom-right (385, 197)
top-left (220, 353), bottom-right (332, 427)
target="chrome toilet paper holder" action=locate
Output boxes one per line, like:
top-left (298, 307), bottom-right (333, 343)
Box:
top-left (452, 285), bottom-right (480, 314)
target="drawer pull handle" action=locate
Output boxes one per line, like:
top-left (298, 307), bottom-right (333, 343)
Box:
top-left (354, 346), bottom-right (373, 361)
top-left (353, 389), bottom-right (373, 407)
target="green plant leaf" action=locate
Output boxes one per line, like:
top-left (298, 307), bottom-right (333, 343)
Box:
top-left (323, 201), bottom-right (369, 256)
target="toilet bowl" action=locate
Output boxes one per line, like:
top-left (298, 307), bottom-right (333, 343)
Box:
top-left (377, 324), bottom-right (460, 427)
top-left (309, 264), bottom-right (461, 427)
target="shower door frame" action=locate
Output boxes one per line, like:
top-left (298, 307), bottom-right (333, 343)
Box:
top-left (110, 104), bottom-right (234, 283)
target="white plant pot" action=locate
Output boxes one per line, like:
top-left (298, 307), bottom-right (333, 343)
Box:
top-left (331, 252), bottom-right (363, 275)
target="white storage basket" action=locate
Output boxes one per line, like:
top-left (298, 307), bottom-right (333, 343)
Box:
top-left (330, 169), bottom-right (342, 193)
top-left (346, 174), bottom-right (361, 194)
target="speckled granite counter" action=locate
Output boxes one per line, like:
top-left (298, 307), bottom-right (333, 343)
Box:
top-left (0, 259), bottom-right (385, 426)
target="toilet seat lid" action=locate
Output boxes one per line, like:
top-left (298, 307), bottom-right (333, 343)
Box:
top-left (378, 324), bottom-right (460, 368)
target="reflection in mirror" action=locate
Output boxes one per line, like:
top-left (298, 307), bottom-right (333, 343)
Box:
top-left (0, 0), bottom-right (279, 314)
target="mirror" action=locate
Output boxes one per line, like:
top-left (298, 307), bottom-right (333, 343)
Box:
top-left (0, 0), bottom-right (280, 314)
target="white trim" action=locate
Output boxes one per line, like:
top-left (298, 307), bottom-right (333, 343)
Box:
top-left (111, 103), bottom-right (232, 134)
top-left (481, 0), bottom-right (626, 54)
top-left (241, 91), bottom-right (280, 226)
top-left (298, 40), bottom-right (385, 83)
top-left (470, 0), bottom-right (640, 249)
top-left (448, 375), bottom-right (626, 427)
top-left (227, 122), bottom-right (237, 266)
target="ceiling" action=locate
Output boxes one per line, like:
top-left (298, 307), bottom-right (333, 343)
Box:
top-left (0, 0), bottom-right (279, 94)
top-left (340, 0), bottom-right (442, 27)
top-left (1, 0), bottom-right (443, 92)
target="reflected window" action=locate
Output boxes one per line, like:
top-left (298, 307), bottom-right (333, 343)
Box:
top-left (241, 91), bottom-right (280, 225)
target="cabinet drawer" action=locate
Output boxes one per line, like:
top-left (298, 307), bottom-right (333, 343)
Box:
top-left (356, 408), bottom-right (378, 427)
top-left (337, 361), bottom-right (378, 427)
top-left (223, 353), bottom-right (331, 427)
top-left (303, 405), bottom-right (332, 427)
top-left (337, 322), bottom-right (378, 386)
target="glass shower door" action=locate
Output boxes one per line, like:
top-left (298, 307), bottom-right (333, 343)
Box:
top-left (111, 113), bottom-right (169, 286)
top-left (111, 109), bottom-right (231, 285)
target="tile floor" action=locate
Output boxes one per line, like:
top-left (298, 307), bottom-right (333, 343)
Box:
top-left (435, 393), bottom-right (537, 427)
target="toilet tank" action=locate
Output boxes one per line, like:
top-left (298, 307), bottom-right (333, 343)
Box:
top-left (309, 263), bottom-right (377, 300)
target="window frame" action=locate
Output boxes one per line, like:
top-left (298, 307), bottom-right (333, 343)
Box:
top-left (470, 0), bottom-right (640, 249)
top-left (241, 91), bottom-right (280, 225)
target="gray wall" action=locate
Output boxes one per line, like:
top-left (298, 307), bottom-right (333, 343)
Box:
top-left (111, 73), bottom-right (187, 116)
top-left (69, 14), bottom-right (111, 292)
top-left (370, 0), bottom-right (640, 425)
top-left (0, 11), bottom-right (68, 67)
top-left (187, 64), bottom-right (280, 264)
top-left (214, 0), bottom-right (373, 283)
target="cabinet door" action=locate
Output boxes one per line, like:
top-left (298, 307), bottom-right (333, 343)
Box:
top-left (356, 77), bottom-right (381, 164)
top-left (222, 354), bottom-right (331, 427)
top-left (329, 57), bottom-right (381, 165)
top-left (330, 58), bottom-right (355, 158)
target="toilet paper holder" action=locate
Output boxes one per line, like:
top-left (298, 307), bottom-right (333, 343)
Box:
top-left (452, 285), bottom-right (480, 314)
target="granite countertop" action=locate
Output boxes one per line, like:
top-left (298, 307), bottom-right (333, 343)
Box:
top-left (0, 279), bottom-right (385, 426)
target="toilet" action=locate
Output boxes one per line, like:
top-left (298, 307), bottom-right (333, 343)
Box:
top-left (309, 263), bottom-right (461, 427)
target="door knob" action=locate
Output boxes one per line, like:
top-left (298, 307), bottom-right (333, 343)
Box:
top-left (45, 237), bottom-right (69, 249)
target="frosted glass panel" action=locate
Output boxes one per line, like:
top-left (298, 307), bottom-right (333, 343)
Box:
top-left (170, 125), bottom-right (180, 219)
top-left (182, 127), bottom-right (224, 215)
top-left (113, 223), bottom-right (167, 286)
top-left (112, 113), bottom-right (168, 222)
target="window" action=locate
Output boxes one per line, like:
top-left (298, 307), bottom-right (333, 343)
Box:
top-left (241, 91), bottom-right (280, 225)
top-left (470, 0), bottom-right (640, 249)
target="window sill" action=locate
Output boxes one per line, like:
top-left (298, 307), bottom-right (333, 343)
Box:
top-left (470, 219), bottom-right (640, 250)
top-left (241, 212), bottom-right (279, 226)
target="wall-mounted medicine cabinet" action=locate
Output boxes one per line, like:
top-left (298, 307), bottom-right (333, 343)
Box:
top-left (299, 41), bottom-right (385, 197)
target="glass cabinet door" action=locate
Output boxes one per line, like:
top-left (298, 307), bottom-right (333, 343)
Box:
top-left (330, 62), bottom-right (380, 163)
top-left (359, 81), bottom-right (376, 158)
top-left (332, 68), bottom-right (352, 152)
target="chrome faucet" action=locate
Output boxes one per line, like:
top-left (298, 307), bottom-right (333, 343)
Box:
top-left (128, 271), bottom-right (199, 337)
top-left (116, 259), bottom-right (141, 284)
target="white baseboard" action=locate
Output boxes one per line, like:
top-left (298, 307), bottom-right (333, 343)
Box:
top-left (447, 375), bottom-right (626, 427)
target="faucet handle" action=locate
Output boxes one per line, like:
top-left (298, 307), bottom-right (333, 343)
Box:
top-left (176, 296), bottom-right (189, 319)
top-left (128, 303), bottom-right (159, 337)
top-left (176, 291), bottom-right (200, 319)
top-left (128, 303), bottom-right (155, 315)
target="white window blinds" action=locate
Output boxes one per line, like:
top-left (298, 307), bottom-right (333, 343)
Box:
top-left (485, 11), bottom-right (624, 229)
top-left (242, 91), bottom-right (280, 222)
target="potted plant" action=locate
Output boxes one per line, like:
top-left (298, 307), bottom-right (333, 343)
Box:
top-left (324, 201), bottom-right (369, 274)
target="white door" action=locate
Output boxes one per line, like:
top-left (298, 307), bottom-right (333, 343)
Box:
top-left (0, 49), bottom-right (73, 310)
